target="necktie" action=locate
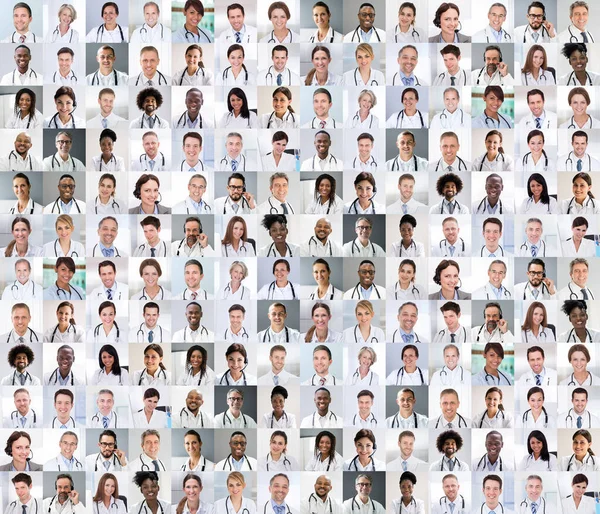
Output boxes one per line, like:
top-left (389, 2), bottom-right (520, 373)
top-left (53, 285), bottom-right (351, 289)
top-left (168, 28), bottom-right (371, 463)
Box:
top-left (535, 117), bottom-right (541, 129)
top-left (277, 73), bottom-right (282, 86)
top-left (535, 374), bottom-right (541, 386)
top-left (401, 77), bottom-right (414, 86)
top-left (102, 118), bottom-right (108, 129)
top-left (19, 35), bottom-right (25, 43)
top-left (491, 511), bottom-right (496, 514)
top-left (532, 32), bottom-right (539, 42)
top-left (577, 416), bottom-right (583, 428)
top-left (448, 459), bottom-right (455, 471)
top-left (148, 80), bottom-right (154, 86)
top-left (532, 289), bottom-right (539, 299)
top-left (152, 460), bottom-right (160, 471)
top-left (102, 248), bottom-right (114, 257)
top-left (578, 159), bottom-right (583, 171)
top-left (231, 159), bottom-right (238, 172)
top-left (531, 244), bottom-right (537, 257)
top-left (581, 289), bottom-right (589, 299)
top-left (232, 203), bottom-right (239, 213)
top-left (448, 202), bottom-right (455, 214)
top-left (402, 204), bottom-right (408, 214)
top-left (449, 245), bottom-right (455, 256)
top-left (319, 377), bottom-right (326, 386)
top-left (104, 461), bottom-right (110, 470)
top-left (274, 506), bottom-right (285, 514)
top-left (281, 203), bottom-right (289, 214)
top-left (447, 422), bottom-right (453, 428)
top-left (450, 76), bottom-right (456, 86)
top-left (450, 334), bottom-right (456, 343)
top-left (107, 289), bottom-right (112, 300)
top-left (273, 374), bottom-right (279, 385)
top-left (490, 253), bottom-right (496, 257)
top-left (531, 504), bottom-right (537, 514)
top-left (148, 116), bottom-right (155, 128)
top-left (151, 248), bottom-right (156, 257)
top-left (235, 31), bottom-right (242, 43)
top-left (582, 32), bottom-right (589, 43)
top-left (149, 159), bottom-right (155, 171)
top-left (22, 505), bottom-right (26, 514)
top-left (19, 374), bottom-right (25, 386)
top-left (191, 292), bottom-right (198, 300)
top-left (319, 120), bottom-right (326, 129)
top-left (60, 424), bottom-right (67, 429)
top-left (20, 417), bottom-right (26, 427)
top-left (148, 330), bottom-right (154, 343)
top-left (447, 165), bottom-right (454, 171)
top-left (401, 334), bottom-right (414, 344)
top-left (402, 461), bottom-right (408, 471)
top-left (450, 504), bottom-right (455, 514)
top-left (103, 416), bottom-right (109, 428)
top-left (189, 168), bottom-right (196, 172)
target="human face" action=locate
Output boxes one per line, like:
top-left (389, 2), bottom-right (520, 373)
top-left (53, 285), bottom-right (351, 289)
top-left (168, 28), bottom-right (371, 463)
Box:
top-left (313, 263), bottom-right (330, 285)
top-left (570, 349), bottom-right (589, 372)
top-left (102, 5), bottom-right (118, 26)
top-left (186, 177), bottom-right (206, 204)
top-left (355, 220), bottom-right (372, 242)
top-left (56, 478), bottom-right (72, 503)
top-left (399, 47), bottom-right (418, 75)
top-left (356, 306), bottom-right (374, 327)
top-left (359, 94), bottom-right (373, 112)
top-left (357, 5), bottom-right (376, 32)
top-left (100, 307), bottom-right (116, 326)
top-left (55, 135), bottom-right (73, 157)
top-left (484, 50), bottom-right (502, 75)
top-left (14, 47), bottom-right (30, 73)
top-left (483, 480), bottom-right (502, 505)
top-left (60, 434), bottom-right (78, 460)
top-left (98, 219), bottom-right (118, 247)
top-left (440, 392), bottom-right (459, 419)
top-left (571, 262), bottom-right (589, 288)
top-left (184, 263), bottom-right (202, 289)
top-left (58, 177), bottom-right (76, 203)
top-left (313, 93), bottom-right (332, 119)
top-left (573, 434), bottom-right (592, 459)
top-left (357, 262), bottom-right (375, 288)
top-left (485, 390), bottom-right (501, 411)
top-left (400, 222), bottom-right (414, 244)
top-left (357, 395), bottom-right (373, 417)
top-left (530, 307), bottom-right (545, 328)
top-left (229, 435), bottom-right (247, 459)
top-left (268, 221), bottom-right (288, 244)
top-left (532, 51), bottom-right (544, 70)
top-left (526, 222), bottom-right (543, 244)
top-left (101, 351), bottom-right (115, 372)
top-left (398, 304), bottom-right (418, 331)
top-left (18, 93), bottom-right (31, 115)
top-left (318, 434), bottom-right (332, 454)
top-left (184, 479), bottom-right (202, 502)
top-left (59, 7), bottom-right (73, 26)
top-left (13, 177), bottom-right (30, 201)
top-left (230, 264), bottom-right (245, 285)
top-left (355, 437), bottom-right (374, 458)
top-left (57, 347), bottom-right (74, 374)
top-left (442, 52), bottom-right (460, 74)
top-left (526, 479), bottom-right (543, 502)
top-left (398, 263), bottom-right (415, 286)
top-left (524, 351), bottom-right (544, 376)
top-left (485, 135), bottom-right (502, 156)
top-left (271, 138), bottom-right (288, 158)
top-left (572, 392), bottom-right (588, 414)
top-left (440, 136), bottom-right (459, 163)
top-left (272, 50), bottom-right (288, 72)
top-left (400, 480), bottom-right (414, 501)
top-left (98, 92), bottom-right (115, 117)
top-left (485, 433), bottom-right (503, 460)
top-left (270, 350), bottom-right (286, 373)
top-left (269, 435), bottom-right (287, 458)
top-left (442, 309), bottom-right (460, 331)
top-left (12, 437), bottom-right (30, 465)
top-left (398, 391), bottom-right (415, 414)
top-left (273, 263), bottom-right (290, 286)
top-left (528, 391), bottom-right (544, 412)
top-left (228, 49), bottom-right (244, 71)
top-left (142, 434), bottom-right (160, 459)
top-left (357, 138), bottom-right (373, 160)
top-left (227, 7), bottom-right (245, 31)
top-left (97, 48), bottom-right (116, 73)
top-left (57, 52), bottom-right (73, 75)
top-left (272, 92), bottom-right (291, 118)
top-left (11, 221), bottom-right (30, 247)
top-left (484, 92), bottom-right (502, 113)
top-left (440, 265), bottom-right (459, 291)
top-left (484, 348), bottom-right (502, 369)
top-left (98, 177), bottom-right (116, 201)
top-left (185, 304), bottom-right (202, 329)
top-left (483, 222), bottom-right (501, 247)
top-left (142, 223), bottom-right (160, 246)
top-left (314, 133), bottom-right (331, 159)
top-left (569, 50), bottom-right (588, 73)
top-left (13, 7), bottom-right (31, 32)
top-left (443, 478), bottom-right (459, 501)
top-left (270, 8), bottom-right (289, 30)
top-left (488, 5), bottom-right (506, 31)
top-left (402, 348), bottom-right (417, 370)
top-left (570, 94), bottom-right (588, 116)
top-left (267, 305), bottom-right (287, 330)
top-left (314, 218), bottom-right (332, 241)
top-left (573, 176), bottom-right (591, 201)
top-left (142, 134), bottom-right (159, 159)
top-left (485, 176), bottom-right (503, 203)
top-left (226, 135), bottom-right (243, 158)
top-left (355, 181), bottom-right (374, 205)
top-left (184, 221), bottom-right (202, 247)
top-left (527, 7), bottom-right (545, 29)
top-left (395, 136), bottom-right (415, 160)
top-left (314, 477), bottom-right (332, 499)
top-left (227, 178), bottom-right (245, 202)
top-left (573, 482), bottom-right (588, 500)
top-left (144, 307), bottom-right (159, 328)
top-left (227, 350), bottom-right (245, 372)
top-left (402, 91), bottom-right (417, 112)
top-left (227, 477), bottom-right (245, 496)
top-left (571, 5), bottom-right (589, 30)
top-left (312, 50), bottom-right (331, 75)
top-left (313, 5), bottom-right (330, 28)
top-left (184, 434), bottom-right (201, 457)
top-left (313, 349), bottom-right (332, 374)
top-left (13, 481), bottom-right (31, 502)
top-left (270, 177), bottom-right (289, 202)
top-left (185, 48), bottom-right (202, 69)
top-left (529, 436), bottom-right (543, 458)
top-left (54, 393), bottom-right (73, 418)
top-left (97, 392), bottom-right (114, 416)
top-left (141, 50), bottom-right (159, 78)
top-left (185, 6), bottom-right (203, 28)
top-left (528, 179), bottom-right (543, 201)
top-left (14, 391), bottom-right (30, 415)
top-left (141, 478), bottom-right (160, 502)
top-left (144, 3), bottom-right (159, 26)
top-left (443, 90), bottom-right (459, 112)
top-left (143, 96), bottom-right (158, 116)
top-left (144, 349), bottom-right (162, 373)
top-left (100, 137), bottom-right (114, 158)
top-left (440, 8), bottom-right (459, 35)
top-left (103, 479), bottom-right (116, 500)
top-left (186, 390), bottom-right (202, 411)
top-left (399, 6), bottom-right (415, 29)
top-left (487, 263), bottom-right (506, 288)
top-left (442, 438), bottom-right (457, 458)
top-left (99, 264), bottom-right (116, 289)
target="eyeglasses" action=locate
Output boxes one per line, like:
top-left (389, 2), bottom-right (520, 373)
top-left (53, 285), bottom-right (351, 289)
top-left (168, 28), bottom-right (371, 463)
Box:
top-left (59, 184), bottom-right (76, 190)
top-left (527, 13), bottom-right (544, 19)
top-left (528, 271), bottom-right (544, 276)
top-left (228, 185), bottom-right (244, 190)
top-left (231, 441), bottom-right (247, 446)
top-left (228, 397), bottom-right (244, 402)
top-left (56, 140), bottom-right (72, 145)
top-left (356, 226), bottom-right (372, 231)
top-left (356, 483), bottom-right (372, 488)
top-left (359, 270), bottom-right (375, 275)
top-left (99, 442), bottom-right (115, 448)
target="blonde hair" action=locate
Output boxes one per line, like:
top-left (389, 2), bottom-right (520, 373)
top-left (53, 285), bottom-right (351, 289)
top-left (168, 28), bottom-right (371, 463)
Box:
top-left (358, 346), bottom-right (377, 363)
top-left (355, 300), bottom-right (374, 316)
top-left (358, 89), bottom-right (377, 108)
top-left (58, 3), bottom-right (77, 21)
top-left (355, 43), bottom-right (374, 60)
top-left (229, 261), bottom-right (249, 279)
top-left (227, 472), bottom-right (246, 487)
top-left (55, 214), bottom-right (74, 231)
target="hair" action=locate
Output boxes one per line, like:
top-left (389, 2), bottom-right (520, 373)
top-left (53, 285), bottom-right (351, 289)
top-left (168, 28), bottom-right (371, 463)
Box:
top-left (435, 430), bottom-right (463, 453)
top-left (5, 217), bottom-right (31, 257)
top-left (485, 387), bottom-right (505, 412)
top-left (272, 259), bottom-right (290, 273)
top-left (272, 87), bottom-right (294, 114)
top-left (355, 299), bottom-right (374, 316)
top-left (314, 431), bottom-right (337, 462)
top-left (520, 302), bottom-right (548, 333)
top-left (182, 131), bottom-right (202, 147)
top-left (144, 344), bottom-right (166, 371)
top-left (305, 302), bottom-right (332, 342)
top-left (305, 45), bottom-right (332, 85)
top-left (185, 45), bottom-right (204, 69)
top-left (54, 86), bottom-right (76, 106)
top-left (573, 387), bottom-right (588, 400)
top-left (521, 45), bottom-right (548, 75)
top-left (572, 473), bottom-right (588, 486)
top-left (313, 174), bottom-right (337, 206)
top-left (562, 42), bottom-right (588, 61)
top-left (226, 471), bottom-right (246, 487)
top-left (354, 428), bottom-right (376, 447)
top-left (358, 89), bottom-right (377, 108)
top-left (14, 88), bottom-right (37, 121)
top-left (401, 344), bottom-right (419, 360)
top-left (134, 173), bottom-right (160, 200)
top-left (184, 0), bottom-right (205, 15)
top-left (568, 343), bottom-right (591, 363)
top-left (434, 3), bottom-right (460, 27)
top-left (54, 388), bottom-right (73, 403)
top-left (58, 3), bottom-right (77, 21)
top-left (55, 257), bottom-right (75, 275)
top-left (569, 87), bottom-right (590, 106)
top-left (440, 44), bottom-right (460, 58)
top-left (436, 173), bottom-right (463, 196)
top-left (526, 173), bottom-right (550, 205)
top-left (572, 172), bottom-right (595, 200)
top-left (526, 430), bottom-right (550, 461)
top-left (268, 1), bottom-right (291, 19)
top-left (483, 85), bottom-right (504, 102)
top-left (562, 300), bottom-right (588, 318)
top-left (357, 346), bottom-right (377, 364)
top-left (11, 473), bottom-right (31, 487)
top-left (225, 87), bottom-right (251, 120)
top-left (229, 260), bottom-right (249, 279)
top-left (573, 429), bottom-right (595, 456)
top-left (401, 87), bottom-right (419, 103)
top-left (261, 214), bottom-right (288, 232)
top-left (6, 431), bottom-right (31, 456)
top-left (221, 216), bottom-right (248, 247)
top-left (93, 473), bottom-right (119, 502)
top-left (132, 471), bottom-right (159, 489)
top-left (136, 88), bottom-right (163, 111)
top-left (8, 344), bottom-right (34, 367)
top-left (484, 342), bottom-right (504, 360)
top-left (56, 301), bottom-right (76, 327)
top-left (176, 474), bottom-right (203, 514)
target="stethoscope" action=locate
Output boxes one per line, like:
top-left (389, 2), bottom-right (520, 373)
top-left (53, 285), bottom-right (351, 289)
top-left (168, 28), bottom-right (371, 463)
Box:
top-left (565, 70), bottom-right (593, 86)
top-left (137, 367), bottom-right (168, 385)
top-left (481, 366), bottom-right (511, 385)
top-left (139, 286), bottom-right (165, 301)
top-left (391, 155), bottom-right (421, 173)
top-left (480, 244), bottom-right (504, 257)
top-left (352, 412), bottom-right (377, 427)
top-left (523, 197), bottom-right (551, 214)
top-left (351, 498), bottom-right (376, 514)
top-left (481, 111), bottom-right (512, 129)
top-left (8, 499), bottom-right (39, 514)
top-left (223, 195), bottom-right (251, 214)
top-left (434, 413), bottom-right (468, 429)
top-left (8, 370), bottom-right (34, 386)
top-left (394, 24), bottom-right (422, 42)
top-left (265, 453), bottom-right (292, 471)
top-left (46, 367), bottom-right (75, 386)
top-left (437, 200), bottom-right (465, 214)
top-left (266, 197), bottom-right (295, 214)
top-left (351, 111), bottom-right (375, 129)
top-left (348, 283), bottom-right (381, 300)
top-left (439, 496), bottom-right (465, 514)
top-left (523, 70), bottom-right (551, 85)
top-left (438, 109), bottom-right (465, 128)
top-left (11, 109), bottom-right (34, 129)
top-left (349, 26), bottom-right (382, 42)
top-left (565, 195), bottom-right (596, 213)
top-left (475, 197), bottom-right (504, 214)
top-left (391, 330), bottom-right (422, 344)
top-left (223, 411), bottom-right (249, 427)
top-left (523, 328), bottom-right (551, 343)
top-left (134, 71), bottom-right (168, 86)
top-left (310, 411), bottom-right (337, 427)
top-left (475, 67), bottom-right (510, 86)
top-left (90, 69), bottom-right (119, 86)
top-left (521, 281), bottom-right (551, 300)
top-left (51, 416), bottom-right (76, 428)
top-left (6, 328), bottom-right (38, 343)
top-left (267, 29), bottom-right (293, 43)
top-left (481, 284), bottom-right (511, 300)
top-left (92, 410), bottom-right (119, 427)
top-left (519, 498), bottom-right (546, 514)
top-left (51, 196), bottom-right (83, 215)
top-left (483, 27), bottom-right (511, 42)
top-left (181, 454), bottom-right (208, 472)
top-left (567, 370), bottom-right (593, 384)
top-left (264, 66), bottom-right (292, 85)
top-left (96, 23), bottom-right (125, 42)
top-left (54, 282), bottom-right (83, 300)
top-left (435, 69), bottom-right (467, 86)
top-left (309, 494), bottom-right (333, 514)
top-left (54, 455), bottom-right (83, 472)
top-left (523, 24), bottom-right (551, 42)
top-left (135, 241), bottom-right (167, 257)
top-left (182, 288), bottom-right (209, 301)
top-left (46, 496), bottom-right (82, 514)
top-left (349, 454), bottom-right (377, 471)
top-left (222, 66), bottom-right (249, 85)
top-left (397, 499), bottom-right (421, 514)
top-left (8, 151), bottom-right (33, 171)
top-left (475, 454), bottom-right (504, 471)
top-left (307, 236), bottom-right (333, 256)
top-left (351, 367), bottom-right (375, 385)
top-left (139, 152), bottom-right (166, 170)
top-left (184, 26), bottom-right (212, 43)
top-left (478, 409), bottom-right (506, 428)
top-left (309, 29), bottom-right (335, 43)
top-left (10, 280), bottom-right (35, 300)
top-left (350, 239), bottom-right (375, 256)
top-left (352, 156), bottom-right (377, 171)
top-left (567, 25), bottom-right (594, 42)
top-left (309, 285), bottom-right (337, 300)
top-left (390, 411), bottom-right (421, 428)
top-left (265, 281), bottom-right (296, 299)
top-left (93, 323), bottom-right (121, 341)
top-left (567, 114), bottom-right (594, 130)
top-left (220, 153), bottom-right (247, 169)
top-left (10, 68), bottom-right (37, 84)
top-left (267, 410), bottom-right (289, 427)
top-left (310, 374), bottom-right (336, 386)
top-left (477, 152), bottom-right (506, 171)
top-left (50, 155), bottom-right (77, 171)
top-left (52, 70), bottom-right (77, 84)
top-left (353, 68), bottom-right (379, 86)
top-left (138, 454), bottom-right (166, 471)
top-left (49, 112), bottom-right (76, 129)
top-left (266, 110), bottom-right (296, 129)
top-left (136, 500), bottom-right (165, 514)
top-left (311, 154), bottom-right (338, 169)
top-left (439, 365), bottom-right (465, 384)
top-left (51, 26), bottom-right (74, 43)
top-left (53, 240), bottom-right (79, 258)
top-left (180, 407), bottom-right (205, 427)
top-left (393, 366), bottom-right (424, 385)
top-left (480, 504), bottom-right (504, 514)
top-left (96, 154), bottom-right (118, 171)
top-left (519, 239), bottom-right (547, 258)
top-left (92, 452), bottom-right (120, 472)
top-left (139, 22), bottom-right (165, 41)
top-left (435, 327), bottom-right (467, 343)
top-left (394, 109), bottom-right (425, 128)
top-left (219, 367), bottom-right (248, 385)
top-left (182, 325), bottom-right (209, 342)
top-left (221, 455), bottom-right (253, 471)
top-left (564, 408), bottom-right (592, 428)
top-left (139, 114), bottom-right (164, 129)
top-left (396, 240), bottom-right (417, 256)
top-left (522, 408), bottom-right (549, 427)
top-left (265, 242), bottom-right (294, 257)
top-left (178, 67), bottom-right (206, 86)
top-left (136, 324), bottom-right (164, 343)
top-left (566, 452), bottom-right (596, 471)
top-left (10, 409), bottom-right (36, 426)
top-left (352, 325), bottom-right (378, 344)
top-left (434, 156), bottom-right (467, 171)
top-left (566, 282), bottom-right (595, 299)
top-left (223, 498), bottom-right (250, 514)
top-left (222, 282), bottom-right (247, 300)
top-left (94, 196), bottom-right (121, 214)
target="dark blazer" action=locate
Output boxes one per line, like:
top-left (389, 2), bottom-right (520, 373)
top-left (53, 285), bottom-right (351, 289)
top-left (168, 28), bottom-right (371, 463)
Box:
top-left (429, 289), bottom-right (472, 300)
top-left (429, 32), bottom-right (471, 42)
top-left (128, 204), bottom-right (172, 214)
top-left (0, 461), bottom-right (42, 471)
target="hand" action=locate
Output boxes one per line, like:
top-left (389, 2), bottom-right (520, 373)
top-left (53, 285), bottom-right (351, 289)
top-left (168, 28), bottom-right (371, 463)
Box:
top-left (497, 61), bottom-right (508, 76)
top-left (69, 491), bottom-right (79, 505)
top-left (543, 277), bottom-right (556, 295)
top-left (544, 19), bottom-right (556, 37)
top-left (497, 318), bottom-right (508, 333)
top-left (243, 191), bottom-right (256, 209)
top-left (198, 233), bottom-right (209, 248)
top-left (114, 448), bottom-right (127, 465)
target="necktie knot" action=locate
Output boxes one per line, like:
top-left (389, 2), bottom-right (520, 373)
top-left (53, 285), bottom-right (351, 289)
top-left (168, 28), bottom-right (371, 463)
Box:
top-left (535, 374), bottom-right (541, 386)
top-left (447, 165), bottom-right (454, 171)
top-left (319, 377), bottom-right (326, 386)
top-left (532, 31), bottom-right (539, 42)
top-left (401, 76), bottom-right (414, 86)
top-left (19, 35), bottom-right (25, 43)
top-left (402, 204), bottom-right (408, 214)
top-left (450, 333), bottom-right (456, 343)
top-left (102, 248), bottom-right (114, 257)
top-left (277, 73), bottom-right (282, 86)
top-left (191, 292), bottom-right (198, 300)
top-left (148, 116), bottom-right (155, 128)
top-left (147, 79), bottom-right (154, 86)
top-left (401, 334), bottom-right (414, 344)
top-left (101, 118), bottom-right (108, 129)
top-left (104, 460), bottom-right (110, 470)
top-left (447, 422), bottom-right (453, 428)
top-left (449, 245), bottom-right (455, 256)
top-left (450, 76), bottom-right (456, 86)
top-left (106, 288), bottom-right (112, 300)
top-left (18, 337), bottom-right (24, 344)
top-left (231, 159), bottom-right (238, 172)
top-left (448, 458), bottom-right (455, 471)
top-left (319, 120), bottom-right (326, 129)
top-left (19, 373), bottom-right (25, 385)
top-left (22, 505), bottom-right (27, 514)
top-left (274, 505), bottom-right (285, 514)
top-left (235, 31), bottom-right (242, 43)
top-left (535, 117), bottom-right (541, 129)
top-left (151, 248), bottom-right (156, 257)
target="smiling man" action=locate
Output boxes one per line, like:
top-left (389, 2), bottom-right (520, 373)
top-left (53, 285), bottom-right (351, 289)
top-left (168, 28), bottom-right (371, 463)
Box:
top-left (171, 217), bottom-right (214, 257)
top-left (430, 389), bottom-right (472, 429)
top-left (0, 45), bottom-right (42, 85)
top-left (302, 346), bottom-right (338, 386)
top-left (301, 130), bottom-right (343, 171)
top-left (477, 475), bottom-right (515, 514)
top-left (558, 1), bottom-right (594, 43)
top-left (299, 218), bottom-right (343, 257)
top-left (130, 1), bottom-right (167, 43)
top-left (86, 45), bottom-right (128, 86)
top-left (429, 133), bottom-right (471, 173)
top-left (0, 132), bottom-right (42, 172)
top-left (173, 389), bottom-right (214, 428)
top-left (343, 260), bottom-right (386, 299)
top-left (300, 387), bottom-right (343, 428)
top-left (215, 431), bottom-right (257, 471)
top-left (430, 430), bottom-right (469, 471)
top-left (257, 173), bottom-right (295, 215)
top-left (473, 174), bottom-right (512, 215)
top-left (343, 3), bottom-right (386, 42)
top-left (257, 305), bottom-right (301, 345)
top-left (392, 45), bottom-right (427, 86)
top-left (386, 132), bottom-right (428, 172)
top-left (174, 88), bottom-right (213, 129)
top-left (130, 46), bottom-right (170, 86)
top-left (42, 133), bottom-right (86, 173)
top-left (130, 87), bottom-right (169, 129)
top-left (172, 302), bottom-right (214, 342)
top-left (471, 45), bottom-right (513, 86)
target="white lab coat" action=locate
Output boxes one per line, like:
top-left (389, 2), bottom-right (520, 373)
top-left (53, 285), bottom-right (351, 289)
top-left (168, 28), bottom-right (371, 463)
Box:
top-left (176, 367), bottom-right (216, 386)
top-left (385, 411), bottom-right (428, 429)
top-left (92, 499), bottom-right (127, 514)
top-left (261, 151), bottom-right (296, 172)
top-left (129, 324), bottom-right (171, 344)
top-left (43, 498), bottom-right (85, 514)
top-left (430, 366), bottom-right (471, 387)
top-left (514, 25), bottom-right (555, 43)
top-left (257, 66), bottom-right (301, 86)
top-left (257, 368), bottom-right (299, 385)
top-left (559, 453), bottom-right (600, 471)
top-left (128, 454), bottom-right (166, 472)
top-left (517, 197), bottom-right (559, 214)
top-left (129, 500), bottom-right (171, 514)
top-left (558, 409), bottom-right (600, 429)
top-left (517, 454), bottom-right (557, 471)
top-left (429, 457), bottom-right (469, 471)
top-left (430, 110), bottom-right (467, 130)
top-left (132, 408), bottom-right (169, 429)
top-left (342, 496), bottom-right (385, 514)
top-left (558, 282), bottom-right (595, 302)
top-left (257, 453), bottom-right (300, 471)
top-left (471, 68), bottom-right (514, 86)
top-left (130, 23), bottom-right (168, 43)
top-left (4, 409), bottom-right (38, 428)
top-left (0, 154), bottom-right (43, 173)
top-left (5, 109), bottom-right (43, 129)
top-left (43, 240), bottom-right (85, 258)
top-left (260, 411), bottom-right (297, 428)
top-left (43, 454), bottom-right (85, 472)
top-left (300, 154), bottom-right (343, 171)
top-left (561, 495), bottom-right (596, 514)
top-left (0, 69), bottom-right (42, 85)
top-left (172, 325), bottom-right (215, 343)
top-left (300, 411), bottom-right (343, 429)
top-left (391, 498), bottom-right (425, 514)
top-left (2, 280), bottom-right (42, 301)
top-left (301, 496), bottom-right (343, 514)
top-left (471, 410), bottom-right (514, 429)
top-left (172, 407), bottom-right (214, 429)
top-left (518, 110), bottom-right (557, 131)
top-left (342, 284), bottom-right (386, 300)
top-left (431, 497), bottom-right (470, 514)
top-left (343, 326), bottom-right (385, 345)
top-left (516, 368), bottom-right (557, 387)
top-left (307, 284), bottom-right (344, 300)
top-left (86, 325), bottom-right (122, 344)
top-left (89, 410), bottom-right (120, 429)
top-left (517, 410), bottom-right (556, 429)
top-left (172, 67), bottom-right (214, 87)
top-left (86, 25), bottom-right (129, 42)
top-left (213, 410), bottom-right (257, 429)
top-left (131, 368), bottom-right (172, 386)
top-left (4, 498), bottom-right (42, 514)
top-left (387, 455), bottom-right (429, 472)
top-left (214, 455), bottom-right (258, 472)
top-left (304, 451), bottom-right (344, 471)
top-left (342, 238), bottom-right (385, 258)
top-left (43, 368), bottom-right (84, 386)
top-left (217, 112), bottom-right (258, 130)
top-left (471, 367), bottom-right (513, 385)
top-left (472, 26), bottom-right (512, 43)
top-left (558, 25), bottom-right (595, 44)
top-left (89, 368), bottom-right (129, 387)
